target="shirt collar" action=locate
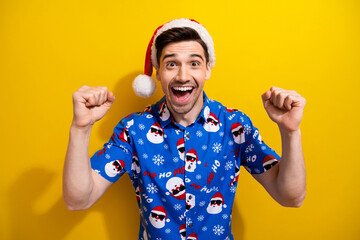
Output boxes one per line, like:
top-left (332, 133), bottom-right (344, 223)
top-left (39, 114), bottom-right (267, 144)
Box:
top-left (156, 91), bottom-right (212, 129)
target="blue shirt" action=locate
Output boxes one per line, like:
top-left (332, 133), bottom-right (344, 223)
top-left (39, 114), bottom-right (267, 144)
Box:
top-left (91, 92), bottom-right (280, 240)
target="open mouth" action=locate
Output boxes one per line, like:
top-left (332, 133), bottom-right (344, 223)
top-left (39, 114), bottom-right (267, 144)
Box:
top-left (171, 86), bottom-right (194, 102)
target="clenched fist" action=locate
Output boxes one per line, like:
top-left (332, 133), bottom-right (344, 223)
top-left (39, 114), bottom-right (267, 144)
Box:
top-left (72, 85), bottom-right (115, 128)
top-left (262, 87), bottom-right (306, 132)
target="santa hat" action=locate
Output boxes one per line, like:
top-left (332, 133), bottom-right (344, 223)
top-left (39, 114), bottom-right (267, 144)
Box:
top-left (133, 18), bottom-right (215, 97)
top-left (179, 224), bottom-right (186, 234)
top-left (211, 192), bottom-right (227, 208)
top-left (187, 233), bottom-right (198, 240)
top-left (207, 112), bottom-right (220, 124)
top-left (186, 149), bottom-right (201, 164)
top-left (151, 206), bottom-right (170, 222)
top-left (231, 122), bottom-right (243, 133)
top-left (177, 138), bottom-right (185, 150)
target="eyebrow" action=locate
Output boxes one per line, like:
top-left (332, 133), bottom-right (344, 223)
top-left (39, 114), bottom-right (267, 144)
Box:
top-left (162, 53), bottom-right (205, 62)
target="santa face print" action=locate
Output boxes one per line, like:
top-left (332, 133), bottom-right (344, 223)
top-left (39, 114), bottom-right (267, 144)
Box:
top-left (149, 206), bottom-right (169, 229)
top-left (119, 128), bottom-right (131, 144)
top-left (105, 160), bottom-right (125, 178)
top-left (263, 155), bottom-right (279, 172)
top-left (177, 138), bottom-right (185, 161)
top-left (187, 233), bottom-right (198, 240)
top-left (135, 186), bottom-right (141, 202)
top-left (146, 123), bottom-right (164, 144)
top-left (159, 102), bottom-right (170, 122)
top-left (206, 193), bottom-right (227, 214)
top-left (131, 152), bottom-right (141, 174)
top-left (179, 224), bottom-right (186, 240)
top-left (166, 177), bottom-right (186, 200)
top-left (185, 149), bottom-right (201, 172)
top-left (231, 123), bottom-right (245, 144)
top-left (203, 113), bottom-right (220, 132)
top-left (186, 193), bottom-right (195, 212)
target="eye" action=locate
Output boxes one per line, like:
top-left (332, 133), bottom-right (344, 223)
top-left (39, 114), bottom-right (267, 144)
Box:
top-left (166, 61), bottom-right (176, 68)
top-left (191, 61), bottom-right (200, 67)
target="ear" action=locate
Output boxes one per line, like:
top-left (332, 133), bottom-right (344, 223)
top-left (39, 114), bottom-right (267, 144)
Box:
top-left (156, 67), bottom-right (161, 81)
top-left (205, 63), bottom-right (211, 80)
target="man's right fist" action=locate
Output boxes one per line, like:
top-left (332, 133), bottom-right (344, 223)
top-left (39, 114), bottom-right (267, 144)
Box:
top-left (72, 86), bottom-right (115, 128)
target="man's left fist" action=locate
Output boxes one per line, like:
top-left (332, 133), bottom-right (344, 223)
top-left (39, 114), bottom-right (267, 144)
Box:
top-left (261, 87), bottom-right (306, 132)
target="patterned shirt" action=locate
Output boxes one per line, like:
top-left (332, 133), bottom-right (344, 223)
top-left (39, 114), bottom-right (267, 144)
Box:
top-left (90, 92), bottom-right (280, 240)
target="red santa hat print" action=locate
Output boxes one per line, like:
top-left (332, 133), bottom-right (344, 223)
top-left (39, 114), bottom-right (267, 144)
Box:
top-left (151, 206), bottom-right (170, 222)
top-left (186, 149), bottom-right (201, 165)
top-left (211, 192), bottom-right (227, 208)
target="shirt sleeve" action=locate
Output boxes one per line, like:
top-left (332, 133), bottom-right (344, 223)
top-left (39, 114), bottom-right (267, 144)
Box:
top-left (90, 115), bottom-right (134, 183)
top-left (240, 115), bottom-right (281, 175)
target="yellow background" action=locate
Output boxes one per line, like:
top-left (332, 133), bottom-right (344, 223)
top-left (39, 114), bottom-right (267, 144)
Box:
top-left (1, 0), bottom-right (359, 239)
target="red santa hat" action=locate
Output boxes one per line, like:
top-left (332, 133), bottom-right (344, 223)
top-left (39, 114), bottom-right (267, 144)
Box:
top-left (231, 122), bottom-right (243, 133)
top-left (187, 233), bottom-right (198, 240)
top-left (151, 206), bottom-right (170, 222)
top-left (211, 192), bottom-right (227, 208)
top-left (133, 18), bottom-right (215, 98)
top-left (177, 138), bottom-right (185, 150)
top-left (186, 148), bottom-right (201, 165)
top-left (179, 224), bottom-right (186, 234)
top-left (207, 112), bottom-right (220, 124)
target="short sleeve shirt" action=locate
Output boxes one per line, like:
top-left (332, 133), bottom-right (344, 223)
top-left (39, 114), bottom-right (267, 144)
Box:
top-left (90, 92), bottom-right (280, 240)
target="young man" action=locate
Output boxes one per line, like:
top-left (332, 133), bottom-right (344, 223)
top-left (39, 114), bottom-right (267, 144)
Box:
top-left (63, 19), bottom-right (306, 240)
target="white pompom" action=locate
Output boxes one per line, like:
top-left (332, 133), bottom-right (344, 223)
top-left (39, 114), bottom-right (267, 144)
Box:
top-left (133, 74), bottom-right (156, 97)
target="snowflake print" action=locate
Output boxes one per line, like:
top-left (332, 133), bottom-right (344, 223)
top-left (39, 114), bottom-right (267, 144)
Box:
top-left (143, 153), bottom-right (148, 159)
top-left (161, 198), bottom-right (167, 202)
top-left (196, 130), bottom-right (203, 137)
top-left (212, 142), bottom-right (222, 153)
top-left (143, 205), bottom-right (148, 212)
top-left (245, 144), bottom-right (254, 153)
top-left (131, 130), bottom-right (136, 135)
top-left (173, 157), bottom-right (179, 163)
top-left (138, 138), bottom-right (144, 145)
top-left (165, 228), bottom-right (171, 234)
top-left (228, 140), bottom-right (234, 146)
top-left (196, 174), bottom-right (202, 180)
top-left (155, 238), bottom-right (162, 240)
top-left (218, 104), bottom-right (222, 109)
top-left (230, 185), bottom-right (237, 193)
top-left (223, 155), bottom-right (228, 159)
top-left (222, 214), bottom-right (229, 220)
top-left (147, 183), bottom-right (158, 194)
top-left (220, 176), bottom-right (225, 181)
top-left (199, 201), bottom-right (206, 207)
top-left (202, 145), bottom-right (208, 151)
top-left (224, 161), bottom-right (233, 171)
top-left (105, 154), bottom-right (111, 159)
top-left (219, 131), bottom-right (224, 137)
top-left (261, 146), bottom-right (267, 150)
top-left (153, 154), bottom-right (164, 166)
top-left (164, 144), bottom-right (169, 149)
top-left (197, 215), bottom-right (204, 221)
top-left (239, 116), bottom-right (244, 122)
top-left (213, 225), bottom-right (225, 236)
top-left (186, 218), bottom-right (193, 227)
top-left (243, 124), bottom-right (251, 134)
top-left (174, 204), bottom-right (182, 211)
top-left (138, 123), bottom-right (145, 130)
top-left (202, 226), bottom-right (208, 231)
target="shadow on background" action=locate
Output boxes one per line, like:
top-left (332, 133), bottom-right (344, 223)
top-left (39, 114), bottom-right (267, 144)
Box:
top-left (232, 200), bottom-right (245, 240)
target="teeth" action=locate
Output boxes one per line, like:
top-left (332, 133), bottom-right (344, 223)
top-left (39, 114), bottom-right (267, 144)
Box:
top-left (173, 86), bottom-right (193, 91)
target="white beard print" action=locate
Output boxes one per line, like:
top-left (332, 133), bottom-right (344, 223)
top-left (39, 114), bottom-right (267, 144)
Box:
top-left (203, 121), bottom-right (220, 132)
top-left (206, 203), bottom-right (223, 214)
top-left (185, 160), bottom-right (196, 172)
top-left (105, 161), bottom-right (122, 177)
top-left (146, 130), bottom-right (164, 144)
top-left (149, 215), bottom-right (166, 229)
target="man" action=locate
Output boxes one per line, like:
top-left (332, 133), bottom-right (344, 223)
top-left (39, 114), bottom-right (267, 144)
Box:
top-left (63, 18), bottom-right (306, 240)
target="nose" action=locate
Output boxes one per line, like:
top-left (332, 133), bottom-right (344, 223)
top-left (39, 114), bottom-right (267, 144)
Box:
top-left (176, 66), bottom-right (189, 82)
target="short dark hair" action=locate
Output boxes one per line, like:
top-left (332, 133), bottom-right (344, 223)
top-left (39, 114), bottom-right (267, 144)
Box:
top-left (155, 27), bottom-right (209, 66)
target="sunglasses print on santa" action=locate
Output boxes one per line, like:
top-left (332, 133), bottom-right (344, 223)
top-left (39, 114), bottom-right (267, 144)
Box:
top-left (181, 231), bottom-right (186, 237)
top-left (133, 158), bottom-right (140, 166)
top-left (232, 128), bottom-right (244, 137)
top-left (210, 200), bottom-right (222, 206)
top-left (151, 212), bottom-right (166, 220)
top-left (178, 147), bottom-right (185, 153)
top-left (150, 127), bottom-right (163, 136)
top-left (186, 156), bottom-right (196, 162)
top-left (113, 161), bottom-right (123, 171)
top-left (172, 185), bottom-right (185, 195)
top-left (207, 118), bottom-right (219, 126)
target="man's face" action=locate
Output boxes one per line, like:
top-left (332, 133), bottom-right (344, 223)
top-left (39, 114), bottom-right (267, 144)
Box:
top-left (156, 41), bottom-right (211, 118)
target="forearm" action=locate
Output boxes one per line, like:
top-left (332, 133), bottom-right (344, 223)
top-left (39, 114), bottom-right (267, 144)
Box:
top-left (63, 123), bottom-right (94, 210)
top-left (277, 128), bottom-right (306, 206)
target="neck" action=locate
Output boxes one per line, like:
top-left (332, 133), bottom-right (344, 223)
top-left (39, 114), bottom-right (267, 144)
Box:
top-left (168, 94), bottom-right (204, 127)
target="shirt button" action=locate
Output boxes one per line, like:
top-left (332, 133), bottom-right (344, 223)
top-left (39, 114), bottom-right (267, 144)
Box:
top-left (188, 223), bottom-right (193, 227)
top-left (186, 133), bottom-right (190, 138)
